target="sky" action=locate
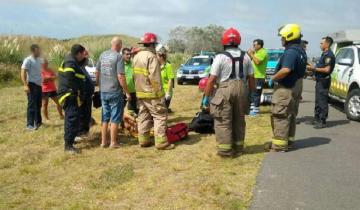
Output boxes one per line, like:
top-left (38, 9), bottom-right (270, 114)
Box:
top-left (0, 0), bottom-right (359, 56)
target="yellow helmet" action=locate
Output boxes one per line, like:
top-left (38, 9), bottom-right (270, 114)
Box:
top-left (278, 24), bottom-right (302, 41)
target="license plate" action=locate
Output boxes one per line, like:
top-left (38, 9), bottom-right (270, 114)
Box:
top-left (186, 75), bottom-right (194, 79)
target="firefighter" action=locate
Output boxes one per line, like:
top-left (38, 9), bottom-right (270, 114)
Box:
top-left (270, 24), bottom-right (307, 152)
top-left (132, 33), bottom-right (174, 150)
top-left (57, 44), bottom-right (87, 154)
top-left (202, 28), bottom-right (255, 157)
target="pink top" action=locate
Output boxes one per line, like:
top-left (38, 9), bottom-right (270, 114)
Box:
top-left (41, 69), bottom-right (57, 92)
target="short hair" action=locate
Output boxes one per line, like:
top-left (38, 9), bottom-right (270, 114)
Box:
top-left (122, 47), bottom-right (131, 54)
top-left (111, 36), bottom-right (122, 46)
top-left (30, 44), bottom-right (40, 52)
top-left (253, 39), bottom-right (264, 48)
top-left (322, 36), bottom-right (334, 46)
top-left (71, 44), bottom-right (86, 57)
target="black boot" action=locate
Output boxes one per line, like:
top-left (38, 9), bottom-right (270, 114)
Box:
top-left (64, 144), bottom-right (80, 154)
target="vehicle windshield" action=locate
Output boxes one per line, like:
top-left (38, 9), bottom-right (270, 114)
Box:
top-left (185, 57), bottom-right (210, 66)
top-left (268, 52), bottom-right (283, 61)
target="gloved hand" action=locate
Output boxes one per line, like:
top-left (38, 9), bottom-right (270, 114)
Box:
top-left (202, 96), bottom-right (210, 109)
top-left (165, 92), bottom-right (171, 101)
top-left (268, 78), bottom-right (274, 88)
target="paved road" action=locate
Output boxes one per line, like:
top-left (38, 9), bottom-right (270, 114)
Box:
top-left (251, 79), bottom-right (360, 210)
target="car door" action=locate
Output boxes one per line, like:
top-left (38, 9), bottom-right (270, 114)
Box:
top-left (331, 48), bottom-right (354, 98)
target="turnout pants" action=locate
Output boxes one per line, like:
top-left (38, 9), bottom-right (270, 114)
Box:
top-left (137, 98), bottom-right (168, 145)
top-left (27, 82), bottom-right (42, 127)
top-left (315, 78), bottom-right (331, 122)
top-left (63, 96), bottom-right (80, 147)
top-left (271, 79), bottom-right (302, 148)
top-left (210, 80), bottom-right (249, 152)
top-left (78, 95), bottom-right (92, 135)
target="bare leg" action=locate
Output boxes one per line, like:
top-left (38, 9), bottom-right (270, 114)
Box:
top-left (42, 97), bottom-right (49, 120)
top-left (101, 122), bottom-right (109, 146)
top-left (51, 96), bottom-right (64, 119)
top-left (110, 123), bottom-right (119, 146)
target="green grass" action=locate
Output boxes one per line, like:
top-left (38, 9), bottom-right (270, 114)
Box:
top-left (0, 84), bottom-right (272, 210)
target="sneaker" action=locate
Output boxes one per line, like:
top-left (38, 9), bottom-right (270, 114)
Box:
top-left (270, 143), bottom-right (288, 152)
top-left (249, 110), bottom-right (257, 116)
top-left (64, 145), bottom-right (80, 154)
top-left (26, 125), bottom-right (36, 131)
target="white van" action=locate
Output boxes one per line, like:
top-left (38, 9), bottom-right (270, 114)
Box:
top-left (329, 30), bottom-right (360, 121)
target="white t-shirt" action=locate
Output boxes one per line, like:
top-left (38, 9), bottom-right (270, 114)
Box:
top-left (21, 55), bottom-right (42, 86)
top-left (210, 48), bottom-right (254, 83)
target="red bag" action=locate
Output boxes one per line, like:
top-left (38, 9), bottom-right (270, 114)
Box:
top-left (166, 123), bottom-right (188, 143)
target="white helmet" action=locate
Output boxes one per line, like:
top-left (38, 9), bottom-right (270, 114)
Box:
top-left (156, 44), bottom-right (169, 55)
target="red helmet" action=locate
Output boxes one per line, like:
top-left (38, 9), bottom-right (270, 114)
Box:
top-left (138, 33), bottom-right (158, 44)
top-left (221, 28), bottom-right (241, 46)
top-left (198, 77), bottom-right (208, 92)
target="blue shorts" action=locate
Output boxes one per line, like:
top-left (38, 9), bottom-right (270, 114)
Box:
top-left (101, 92), bottom-right (124, 124)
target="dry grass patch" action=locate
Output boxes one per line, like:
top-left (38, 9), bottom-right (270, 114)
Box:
top-left (0, 84), bottom-right (272, 210)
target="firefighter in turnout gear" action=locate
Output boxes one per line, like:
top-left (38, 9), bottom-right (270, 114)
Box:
top-left (57, 44), bottom-right (87, 154)
top-left (270, 24), bottom-right (307, 152)
top-left (203, 28), bottom-right (255, 157)
top-left (132, 33), bottom-right (175, 150)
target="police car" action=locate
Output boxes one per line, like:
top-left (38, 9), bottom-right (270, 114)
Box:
top-left (328, 30), bottom-right (360, 121)
top-left (176, 52), bottom-right (215, 85)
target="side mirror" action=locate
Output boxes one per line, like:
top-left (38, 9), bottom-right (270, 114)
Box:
top-left (338, 58), bottom-right (353, 66)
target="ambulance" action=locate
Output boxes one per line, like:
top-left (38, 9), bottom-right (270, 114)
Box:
top-left (329, 30), bottom-right (360, 121)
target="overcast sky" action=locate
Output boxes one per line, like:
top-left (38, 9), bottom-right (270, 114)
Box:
top-left (1, 0), bottom-right (359, 56)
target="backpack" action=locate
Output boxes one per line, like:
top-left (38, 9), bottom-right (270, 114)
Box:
top-left (189, 111), bottom-right (215, 134)
top-left (167, 123), bottom-right (188, 143)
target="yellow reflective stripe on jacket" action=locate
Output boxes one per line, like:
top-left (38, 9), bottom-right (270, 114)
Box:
top-left (218, 144), bottom-right (232, 150)
top-left (272, 138), bottom-right (288, 146)
top-left (75, 73), bottom-right (85, 79)
top-left (58, 67), bottom-right (75, 73)
top-left (58, 93), bottom-right (71, 105)
top-left (133, 67), bottom-right (149, 76)
top-left (136, 91), bottom-right (165, 99)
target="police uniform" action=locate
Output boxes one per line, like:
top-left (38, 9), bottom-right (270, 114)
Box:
top-left (209, 48), bottom-right (254, 155)
top-left (271, 44), bottom-right (307, 150)
top-left (57, 54), bottom-right (86, 150)
top-left (314, 50), bottom-right (335, 124)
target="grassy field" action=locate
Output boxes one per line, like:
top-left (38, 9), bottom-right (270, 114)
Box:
top-left (0, 83), bottom-right (272, 210)
top-left (0, 34), bottom-right (139, 88)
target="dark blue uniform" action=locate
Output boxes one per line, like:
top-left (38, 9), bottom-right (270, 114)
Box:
top-left (271, 43), bottom-right (307, 150)
top-left (314, 50), bottom-right (336, 123)
top-left (78, 63), bottom-right (95, 135)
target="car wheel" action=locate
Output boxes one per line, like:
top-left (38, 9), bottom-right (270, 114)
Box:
top-left (177, 80), bottom-right (183, 85)
top-left (345, 89), bottom-right (360, 121)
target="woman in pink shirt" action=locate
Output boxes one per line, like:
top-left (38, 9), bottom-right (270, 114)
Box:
top-left (41, 58), bottom-right (64, 120)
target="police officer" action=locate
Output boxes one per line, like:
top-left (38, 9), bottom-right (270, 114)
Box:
top-left (58, 44), bottom-right (87, 154)
top-left (202, 28), bottom-right (255, 157)
top-left (306, 36), bottom-right (335, 129)
top-left (78, 50), bottom-right (95, 138)
top-left (270, 24), bottom-right (307, 152)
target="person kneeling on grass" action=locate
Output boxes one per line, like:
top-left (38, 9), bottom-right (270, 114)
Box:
top-left (41, 58), bottom-right (64, 121)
